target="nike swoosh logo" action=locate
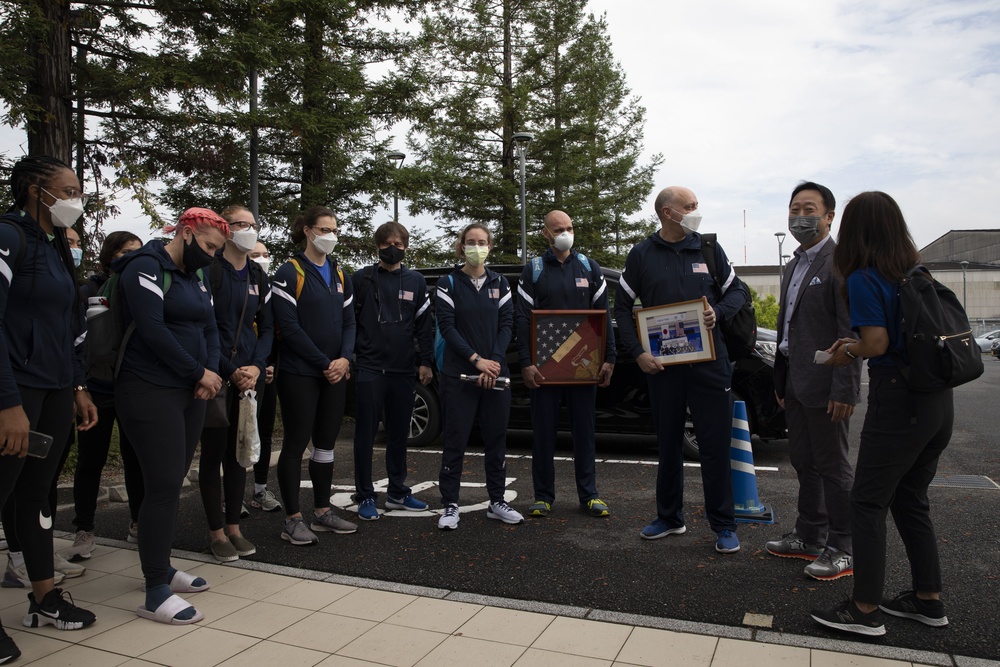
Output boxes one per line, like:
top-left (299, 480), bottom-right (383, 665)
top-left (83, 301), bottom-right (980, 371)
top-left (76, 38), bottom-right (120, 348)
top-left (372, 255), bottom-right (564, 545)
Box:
top-left (724, 387), bottom-right (731, 392)
top-left (138, 271), bottom-right (157, 282)
top-left (39, 511), bottom-right (52, 530)
top-left (0, 248), bottom-right (9, 257)
top-left (274, 279), bottom-right (288, 287)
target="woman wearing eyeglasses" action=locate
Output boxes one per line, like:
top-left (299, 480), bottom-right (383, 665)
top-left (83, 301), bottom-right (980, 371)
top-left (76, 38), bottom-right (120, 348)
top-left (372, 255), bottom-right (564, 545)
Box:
top-left (197, 205), bottom-right (273, 562)
top-left (434, 223), bottom-right (523, 530)
top-left (270, 205), bottom-right (357, 546)
top-left (0, 157), bottom-right (99, 654)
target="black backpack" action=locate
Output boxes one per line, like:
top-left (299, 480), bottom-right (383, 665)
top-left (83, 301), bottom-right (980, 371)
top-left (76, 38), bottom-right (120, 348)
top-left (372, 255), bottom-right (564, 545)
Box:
top-left (700, 233), bottom-right (757, 361)
top-left (891, 266), bottom-right (983, 391)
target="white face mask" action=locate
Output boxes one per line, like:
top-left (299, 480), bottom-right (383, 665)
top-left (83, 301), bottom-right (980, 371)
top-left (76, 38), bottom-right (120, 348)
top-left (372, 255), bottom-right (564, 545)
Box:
top-left (678, 210), bottom-right (703, 234)
top-left (551, 231), bottom-right (574, 252)
top-left (43, 192), bottom-right (85, 229)
top-left (252, 256), bottom-right (271, 274)
top-left (311, 230), bottom-right (338, 255)
top-left (231, 228), bottom-right (258, 253)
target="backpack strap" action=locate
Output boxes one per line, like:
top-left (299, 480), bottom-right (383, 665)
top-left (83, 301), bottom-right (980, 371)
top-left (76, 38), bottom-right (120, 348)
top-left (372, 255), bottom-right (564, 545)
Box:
top-left (531, 256), bottom-right (544, 283)
top-left (700, 233), bottom-right (722, 288)
top-left (289, 258), bottom-right (306, 299)
top-left (353, 265), bottom-right (377, 315)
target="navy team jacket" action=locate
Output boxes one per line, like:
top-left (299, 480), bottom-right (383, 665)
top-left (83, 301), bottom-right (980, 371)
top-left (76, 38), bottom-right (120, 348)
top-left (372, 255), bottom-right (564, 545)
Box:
top-left (205, 255), bottom-right (274, 380)
top-left (270, 251), bottom-right (355, 378)
top-left (514, 248), bottom-right (617, 368)
top-left (115, 240), bottom-right (221, 389)
top-left (352, 264), bottom-right (433, 375)
top-left (0, 209), bottom-right (85, 410)
top-left (435, 267), bottom-right (513, 378)
top-left (614, 231), bottom-right (747, 360)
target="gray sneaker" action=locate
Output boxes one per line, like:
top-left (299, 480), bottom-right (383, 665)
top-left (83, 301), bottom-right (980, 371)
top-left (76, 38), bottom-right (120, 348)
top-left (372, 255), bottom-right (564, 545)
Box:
top-left (281, 517), bottom-right (319, 546)
top-left (765, 531), bottom-right (824, 560)
top-left (64, 530), bottom-right (96, 560)
top-left (226, 534), bottom-right (256, 557)
top-left (126, 521), bottom-right (139, 544)
top-left (251, 489), bottom-right (282, 512)
top-left (804, 547), bottom-right (854, 580)
top-left (311, 510), bottom-right (358, 535)
top-left (211, 538), bottom-right (239, 563)
top-left (486, 501), bottom-right (524, 525)
top-left (53, 552), bottom-right (86, 579)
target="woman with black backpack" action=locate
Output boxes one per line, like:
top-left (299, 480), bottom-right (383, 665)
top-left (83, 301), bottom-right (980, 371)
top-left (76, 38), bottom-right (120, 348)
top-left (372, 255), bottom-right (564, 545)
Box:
top-left (198, 205), bottom-right (273, 563)
top-left (811, 191), bottom-right (954, 637)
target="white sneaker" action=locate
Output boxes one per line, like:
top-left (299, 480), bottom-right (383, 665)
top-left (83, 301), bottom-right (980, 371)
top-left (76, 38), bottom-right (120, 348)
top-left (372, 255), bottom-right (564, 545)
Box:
top-left (64, 530), bottom-right (96, 560)
top-left (53, 552), bottom-right (86, 579)
top-left (126, 521), bottom-right (139, 544)
top-left (486, 501), bottom-right (524, 525)
top-left (2, 557), bottom-right (65, 588)
top-left (438, 504), bottom-right (460, 530)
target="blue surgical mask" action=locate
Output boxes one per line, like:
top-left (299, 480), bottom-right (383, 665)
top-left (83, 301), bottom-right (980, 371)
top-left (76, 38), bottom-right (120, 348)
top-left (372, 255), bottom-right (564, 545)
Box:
top-left (71, 247), bottom-right (83, 268)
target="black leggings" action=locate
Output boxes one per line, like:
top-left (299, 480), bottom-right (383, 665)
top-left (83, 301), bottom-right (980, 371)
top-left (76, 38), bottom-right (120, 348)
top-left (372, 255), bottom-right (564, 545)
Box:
top-left (116, 372), bottom-right (205, 588)
top-left (0, 386), bottom-right (74, 582)
top-left (253, 378), bottom-right (278, 486)
top-left (199, 387), bottom-right (246, 529)
top-left (72, 392), bottom-right (144, 530)
top-left (276, 371), bottom-right (345, 516)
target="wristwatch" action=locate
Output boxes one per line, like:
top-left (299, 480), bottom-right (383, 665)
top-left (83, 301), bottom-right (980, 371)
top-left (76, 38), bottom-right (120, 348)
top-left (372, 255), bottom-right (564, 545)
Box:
top-left (843, 345), bottom-right (858, 360)
top-left (471, 354), bottom-right (481, 364)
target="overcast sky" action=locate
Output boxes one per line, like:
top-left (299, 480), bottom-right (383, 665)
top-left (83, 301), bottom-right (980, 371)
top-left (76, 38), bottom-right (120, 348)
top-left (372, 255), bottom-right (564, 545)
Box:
top-left (2, 1), bottom-right (998, 266)
top-left (585, 0), bottom-right (1000, 264)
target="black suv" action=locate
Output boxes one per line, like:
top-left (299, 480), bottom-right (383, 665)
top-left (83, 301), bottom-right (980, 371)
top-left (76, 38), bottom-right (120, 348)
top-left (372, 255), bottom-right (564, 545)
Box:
top-left (402, 264), bottom-right (785, 458)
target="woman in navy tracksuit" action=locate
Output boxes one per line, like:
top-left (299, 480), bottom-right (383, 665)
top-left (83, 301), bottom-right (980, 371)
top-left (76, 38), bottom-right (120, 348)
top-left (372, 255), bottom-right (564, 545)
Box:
top-left (435, 223), bottom-right (523, 530)
top-left (0, 157), bottom-right (98, 648)
top-left (115, 207), bottom-right (227, 625)
top-left (198, 205), bottom-right (273, 562)
top-left (271, 205), bottom-right (357, 546)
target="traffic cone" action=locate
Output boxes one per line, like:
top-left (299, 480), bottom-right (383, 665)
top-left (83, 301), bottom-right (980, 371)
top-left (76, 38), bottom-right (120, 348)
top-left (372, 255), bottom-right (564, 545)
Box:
top-left (730, 400), bottom-right (774, 524)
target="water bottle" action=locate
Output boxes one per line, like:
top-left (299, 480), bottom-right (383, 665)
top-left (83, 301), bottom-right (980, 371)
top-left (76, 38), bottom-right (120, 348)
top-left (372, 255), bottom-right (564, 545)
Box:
top-left (86, 296), bottom-right (109, 321)
top-left (460, 374), bottom-right (510, 390)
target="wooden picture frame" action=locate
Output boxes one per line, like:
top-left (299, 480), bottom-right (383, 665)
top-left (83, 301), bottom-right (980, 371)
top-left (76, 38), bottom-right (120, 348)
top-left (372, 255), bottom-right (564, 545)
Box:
top-left (634, 297), bottom-right (716, 366)
top-left (529, 310), bottom-right (607, 385)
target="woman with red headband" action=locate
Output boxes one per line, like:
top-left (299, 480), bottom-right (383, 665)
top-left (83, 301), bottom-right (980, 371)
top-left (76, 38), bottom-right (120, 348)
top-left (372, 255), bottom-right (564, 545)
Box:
top-left (114, 207), bottom-right (227, 625)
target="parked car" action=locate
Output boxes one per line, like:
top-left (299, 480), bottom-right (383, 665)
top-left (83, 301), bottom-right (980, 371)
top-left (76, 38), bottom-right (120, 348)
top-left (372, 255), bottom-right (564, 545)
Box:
top-left (402, 264), bottom-right (785, 459)
top-left (991, 339), bottom-right (1000, 359)
top-left (975, 329), bottom-right (1000, 352)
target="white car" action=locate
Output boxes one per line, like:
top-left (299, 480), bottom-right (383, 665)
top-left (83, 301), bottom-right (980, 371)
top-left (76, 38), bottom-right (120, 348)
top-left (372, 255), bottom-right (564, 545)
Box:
top-left (975, 329), bottom-right (1000, 353)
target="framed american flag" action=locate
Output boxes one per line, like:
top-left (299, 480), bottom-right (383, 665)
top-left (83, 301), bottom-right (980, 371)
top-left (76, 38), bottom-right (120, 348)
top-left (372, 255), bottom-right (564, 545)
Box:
top-left (529, 310), bottom-right (607, 385)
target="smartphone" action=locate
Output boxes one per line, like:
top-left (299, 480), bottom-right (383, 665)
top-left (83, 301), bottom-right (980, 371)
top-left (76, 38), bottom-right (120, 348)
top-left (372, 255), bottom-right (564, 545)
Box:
top-left (27, 431), bottom-right (54, 459)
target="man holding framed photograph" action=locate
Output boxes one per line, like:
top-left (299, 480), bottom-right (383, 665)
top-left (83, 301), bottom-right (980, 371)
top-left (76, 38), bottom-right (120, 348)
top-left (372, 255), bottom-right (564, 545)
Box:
top-left (515, 210), bottom-right (615, 519)
top-left (614, 186), bottom-right (749, 554)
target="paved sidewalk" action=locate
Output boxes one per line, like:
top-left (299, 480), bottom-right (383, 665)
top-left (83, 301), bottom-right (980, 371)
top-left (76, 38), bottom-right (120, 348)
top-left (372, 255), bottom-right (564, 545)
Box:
top-left (0, 536), bottom-right (992, 667)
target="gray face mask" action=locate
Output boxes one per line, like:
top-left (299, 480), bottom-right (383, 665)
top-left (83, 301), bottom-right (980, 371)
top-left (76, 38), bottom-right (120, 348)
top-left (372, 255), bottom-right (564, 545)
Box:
top-left (788, 215), bottom-right (821, 245)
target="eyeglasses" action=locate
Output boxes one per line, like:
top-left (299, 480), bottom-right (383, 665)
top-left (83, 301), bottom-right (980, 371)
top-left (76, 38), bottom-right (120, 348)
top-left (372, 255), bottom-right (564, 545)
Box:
top-left (229, 220), bottom-right (258, 231)
top-left (41, 186), bottom-right (89, 206)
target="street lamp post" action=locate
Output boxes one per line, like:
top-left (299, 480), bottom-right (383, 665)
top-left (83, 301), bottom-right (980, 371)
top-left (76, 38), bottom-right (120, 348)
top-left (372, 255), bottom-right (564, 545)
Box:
top-left (960, 260), bottom-right (969, 310)
top-left (512, 132), bottom-right (533, 264)
top-left (774, 232), bottom-right (786, 288)
top-left (387, 151), bottom-right (405, 222)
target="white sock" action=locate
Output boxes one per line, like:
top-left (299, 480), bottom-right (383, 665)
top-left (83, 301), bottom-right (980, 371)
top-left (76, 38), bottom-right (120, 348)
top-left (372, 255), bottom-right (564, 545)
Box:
top-left (254, 483), bottom-right (266, 495)
top-left (10, 551), bottom-right (24, 569)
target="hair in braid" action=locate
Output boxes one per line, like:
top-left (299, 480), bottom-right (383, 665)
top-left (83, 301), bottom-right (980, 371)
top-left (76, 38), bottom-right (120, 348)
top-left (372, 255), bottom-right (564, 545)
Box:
top-left (9, 155), bottom-right (72, 209)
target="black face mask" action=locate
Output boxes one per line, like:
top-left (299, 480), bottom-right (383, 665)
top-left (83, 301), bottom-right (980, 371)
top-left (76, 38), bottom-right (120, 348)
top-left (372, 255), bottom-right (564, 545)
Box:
top-left (183, 235), bottom-right (214, 272)
top-left (378, 245), bottom-right (405, 265)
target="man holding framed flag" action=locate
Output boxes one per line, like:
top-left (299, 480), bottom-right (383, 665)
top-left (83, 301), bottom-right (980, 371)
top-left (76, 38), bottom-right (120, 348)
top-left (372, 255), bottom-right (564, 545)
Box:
top-left (515, 210), bottom-right (615, 519)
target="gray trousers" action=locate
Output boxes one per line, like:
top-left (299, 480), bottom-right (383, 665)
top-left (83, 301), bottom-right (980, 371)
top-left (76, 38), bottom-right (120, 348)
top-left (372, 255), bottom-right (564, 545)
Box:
top-left (784, 379), bottom-right (854, 553)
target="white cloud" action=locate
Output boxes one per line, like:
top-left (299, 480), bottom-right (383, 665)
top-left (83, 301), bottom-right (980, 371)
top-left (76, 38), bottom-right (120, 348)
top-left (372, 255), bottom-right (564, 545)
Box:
top-left (588, 0), bottom-right (1000, 264)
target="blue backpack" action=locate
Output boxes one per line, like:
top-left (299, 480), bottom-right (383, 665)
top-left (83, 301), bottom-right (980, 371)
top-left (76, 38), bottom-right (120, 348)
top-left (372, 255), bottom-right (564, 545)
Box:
top-left (433, 275), bottom-right (454, 370)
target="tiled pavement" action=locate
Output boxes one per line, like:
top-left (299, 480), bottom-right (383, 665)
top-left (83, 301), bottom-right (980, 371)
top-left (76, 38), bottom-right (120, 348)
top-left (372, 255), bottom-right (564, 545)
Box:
top-left (0, 536), bottom-right (991, 667)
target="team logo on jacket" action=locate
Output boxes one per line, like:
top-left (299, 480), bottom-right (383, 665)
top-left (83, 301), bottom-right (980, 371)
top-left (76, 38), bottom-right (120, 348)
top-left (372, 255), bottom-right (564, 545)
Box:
top-left (692, 263), bottom-right (709, 274)
top-left (399, 290), bottom-right (414, 301)
top-left (575, 277), bottom-right (589, 288)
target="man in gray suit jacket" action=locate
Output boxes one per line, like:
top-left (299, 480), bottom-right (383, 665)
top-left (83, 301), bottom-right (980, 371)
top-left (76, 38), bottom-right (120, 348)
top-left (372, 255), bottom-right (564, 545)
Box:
top-left (766, 182), bottom-right (861, 581)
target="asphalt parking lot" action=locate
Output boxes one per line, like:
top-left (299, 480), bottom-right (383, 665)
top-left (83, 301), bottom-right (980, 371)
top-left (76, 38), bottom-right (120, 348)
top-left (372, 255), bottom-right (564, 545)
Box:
top-left (56, 360), bottom-right (1000, 662)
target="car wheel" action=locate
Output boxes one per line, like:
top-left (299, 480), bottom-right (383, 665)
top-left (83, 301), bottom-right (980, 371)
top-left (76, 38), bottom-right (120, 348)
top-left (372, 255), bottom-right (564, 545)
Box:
top-left (408, 382), bottom-right (441, 447)
top-left (682, 392), bottom-right (750, 461)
